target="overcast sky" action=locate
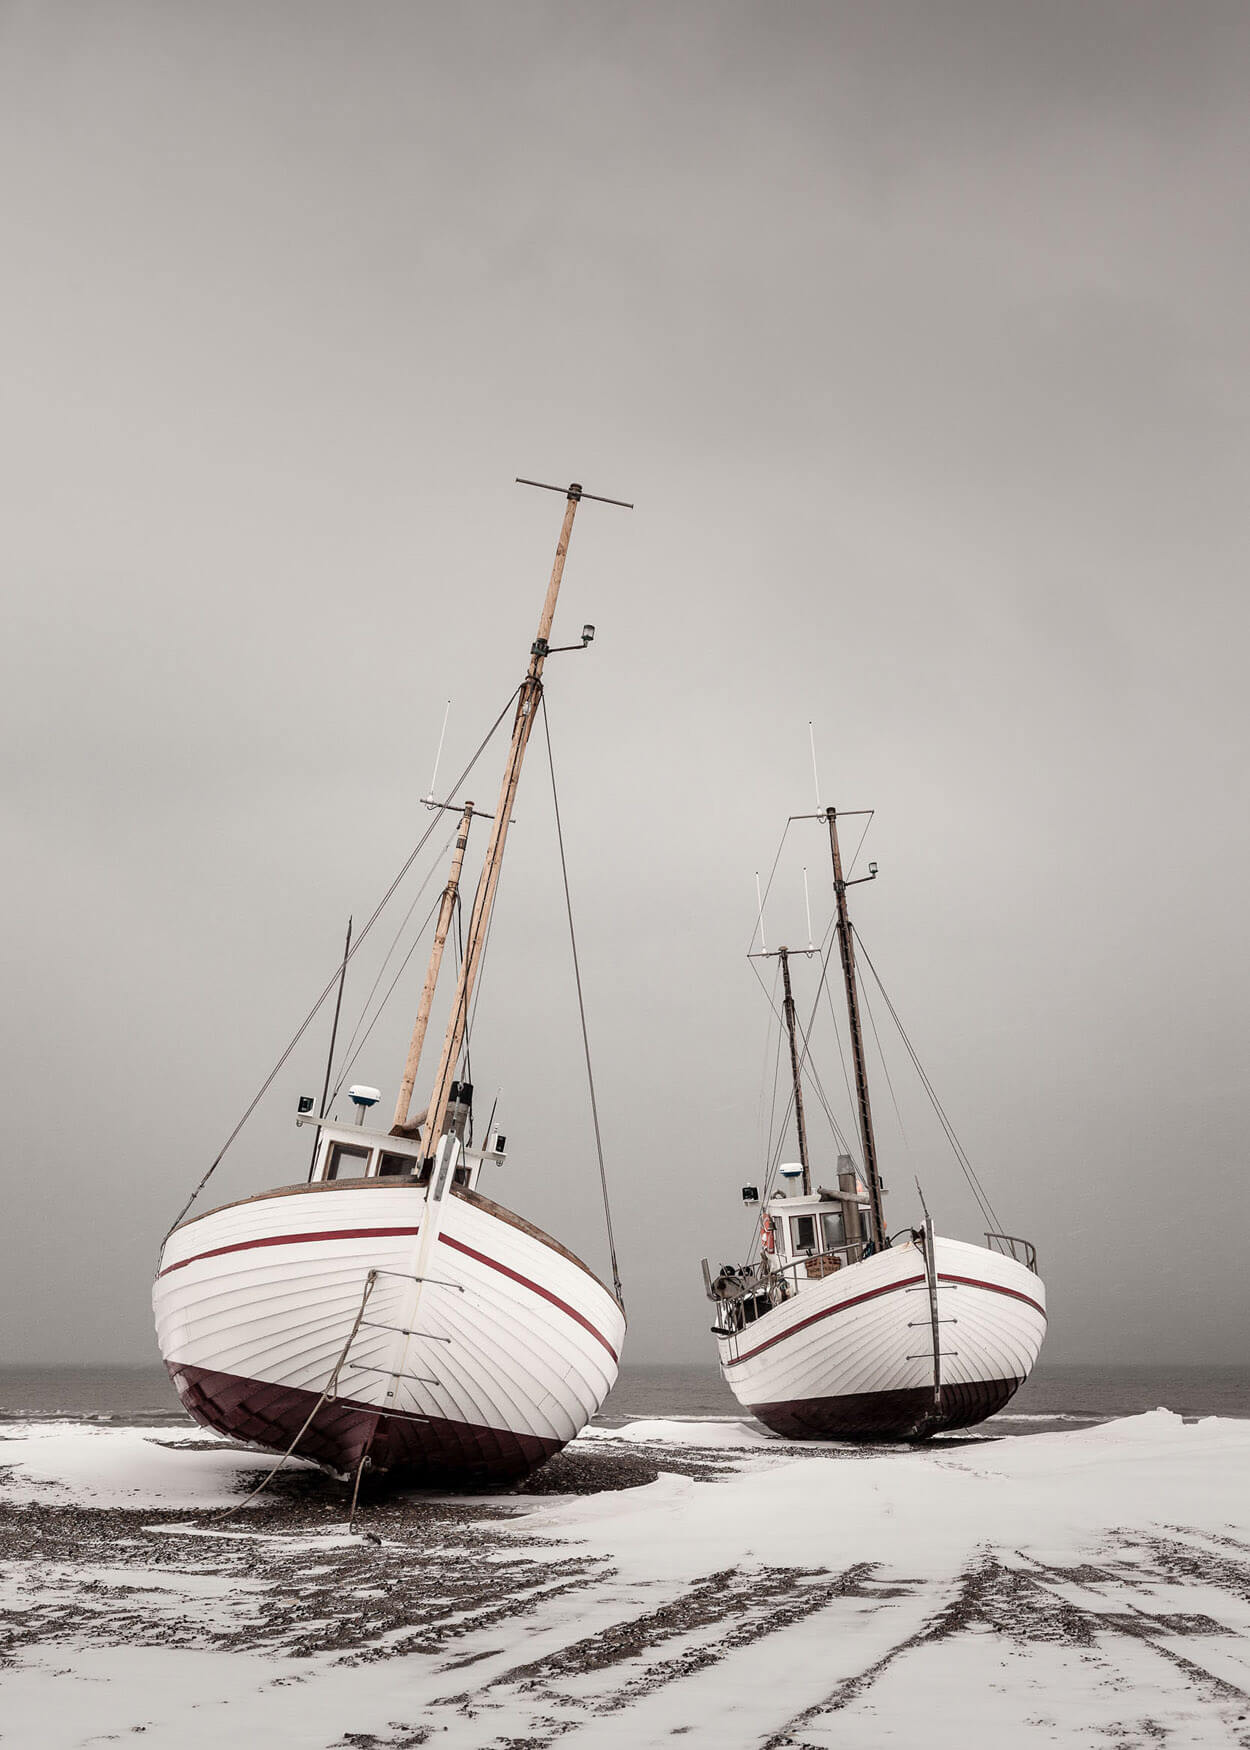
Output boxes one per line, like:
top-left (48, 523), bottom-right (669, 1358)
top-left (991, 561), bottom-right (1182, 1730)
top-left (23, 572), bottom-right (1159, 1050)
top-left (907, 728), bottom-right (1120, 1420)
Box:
top-left (2, 1), bottom-right (1248, 1371)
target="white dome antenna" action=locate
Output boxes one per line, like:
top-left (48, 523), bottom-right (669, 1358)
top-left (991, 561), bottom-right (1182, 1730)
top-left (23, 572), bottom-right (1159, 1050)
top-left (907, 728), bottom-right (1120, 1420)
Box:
top-left (348, 1085), bottom-right (381, 1126)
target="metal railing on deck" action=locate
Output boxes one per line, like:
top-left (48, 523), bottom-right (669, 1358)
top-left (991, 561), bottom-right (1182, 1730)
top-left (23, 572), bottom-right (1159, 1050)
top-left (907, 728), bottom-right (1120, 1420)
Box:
top-left (774, 1242), bottom-right (866, 1287)
top-left (985, 1232), bottom-right (1038, 1273)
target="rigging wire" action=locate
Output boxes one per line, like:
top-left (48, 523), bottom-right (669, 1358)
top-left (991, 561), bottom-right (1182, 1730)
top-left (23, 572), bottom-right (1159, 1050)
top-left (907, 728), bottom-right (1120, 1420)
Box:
top-left (759, 960), bottom-right (785, 1175)
top-left (327, 886), bottom-right (449, 1107)
top-left (540, 694), bottom-right (624, 1307)
top-left (790, 1007), bottom-right (859, 1164)
top-left (463, 882), bottom-right (501, 1076)
top-left (747, 923), bottom-right (854, 1203)
top-left (853, 931), bottom-right (1003, 1233)
top-left (843, 809), bottom-right (875, 879)
top-left (160, 685), bottom-right (524, 1244)
top-left (454, 890), bottom-right (475, 1093)
top-left (817, 942), bottom-right (864, 1153)
top-left (746, 818), bottom-right (794, 954)
top-left (328, 824), bottom-right (457, 1088)
top-left (856, 964), bottom-right (909, 1149)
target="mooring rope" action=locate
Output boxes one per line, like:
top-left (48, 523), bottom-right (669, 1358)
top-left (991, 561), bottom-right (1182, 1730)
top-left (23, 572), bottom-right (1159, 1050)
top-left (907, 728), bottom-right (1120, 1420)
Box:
top-left (214, 1270), bottom-right (379, 1521)
top-left (540, 694), bottom-right (624, 1308)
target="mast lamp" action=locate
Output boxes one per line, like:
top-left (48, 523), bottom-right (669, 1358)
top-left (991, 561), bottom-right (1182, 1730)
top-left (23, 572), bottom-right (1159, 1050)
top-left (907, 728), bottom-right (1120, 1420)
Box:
top-left (545, 624), bottom-right (598, 655)
top-left (869, 861), bottom-right (878, 876)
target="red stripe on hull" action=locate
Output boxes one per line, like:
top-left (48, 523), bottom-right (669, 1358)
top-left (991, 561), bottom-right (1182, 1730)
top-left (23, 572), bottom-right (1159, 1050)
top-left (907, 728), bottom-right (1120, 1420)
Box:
top-left (158, 1225), bottom-right (423, 1278)
top-left (725, 1270), bottom-right (1044, 1368)
top-left (167, 1361), bottom-right (562, 1486)
top-left (937, 1272), bottom-right (1046, 1317)
top-left (437, 1231), bottom-right (619, 1362)
top-left (725, 1274), bottom-right (926, 1366)
top-left (752, 1375), bottom-right (1023, 1440)
top-left (159, 1226), bottom-right (618, 1362)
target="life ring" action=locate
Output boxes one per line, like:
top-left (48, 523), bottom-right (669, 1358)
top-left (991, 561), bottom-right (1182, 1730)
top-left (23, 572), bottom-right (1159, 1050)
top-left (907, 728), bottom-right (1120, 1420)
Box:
top-left (761, 1212), bottom-right (775, 1254)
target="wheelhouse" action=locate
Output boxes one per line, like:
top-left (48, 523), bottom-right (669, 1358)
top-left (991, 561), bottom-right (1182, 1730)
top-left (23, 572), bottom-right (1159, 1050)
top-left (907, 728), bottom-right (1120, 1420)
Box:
top-left (298, 1114), bottom-right (503, 1196)
top-left (765, 1154), bottom-right (877, 1292)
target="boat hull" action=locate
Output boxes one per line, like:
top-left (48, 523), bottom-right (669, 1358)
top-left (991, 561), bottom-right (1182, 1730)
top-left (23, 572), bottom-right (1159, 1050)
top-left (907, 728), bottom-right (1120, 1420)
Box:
top-left (167, 1360), bottom-right (562, 1483)
top-left (716, 1235), bottom-right (1045, 1440)
top-left (154, 1178), bottom-right (624, 1485)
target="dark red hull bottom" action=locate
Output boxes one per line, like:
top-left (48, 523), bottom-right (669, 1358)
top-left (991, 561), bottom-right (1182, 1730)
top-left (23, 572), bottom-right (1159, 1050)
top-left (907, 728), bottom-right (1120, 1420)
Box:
top-left (752, 1375), bottom-right (1023, 1441)
top-left (168, 1362), bottom-right (563, 1487)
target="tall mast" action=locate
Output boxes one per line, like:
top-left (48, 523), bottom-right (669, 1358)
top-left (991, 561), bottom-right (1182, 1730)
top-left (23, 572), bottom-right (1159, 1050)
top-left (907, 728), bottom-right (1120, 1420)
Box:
top-left (778, 946), bottom-right (812, 1196)
top-left (826, 806), bottom-right (887, 1246)
top-left (420, 484), bottom-right (583, 1163)
top-left (391, 800), bottom-right (475, 1134)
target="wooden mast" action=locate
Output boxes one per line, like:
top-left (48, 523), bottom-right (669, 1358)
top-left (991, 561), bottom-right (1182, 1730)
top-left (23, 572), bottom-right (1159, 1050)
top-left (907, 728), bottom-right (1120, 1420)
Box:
top-left (778, 946), bottom-right (813, 1196)
top-left (826, 806), bottom-right (887, 1247)
top-left (420, 484), bottom-right (584, 1163)
top-left (391, 799), bottom-right (475, 1134)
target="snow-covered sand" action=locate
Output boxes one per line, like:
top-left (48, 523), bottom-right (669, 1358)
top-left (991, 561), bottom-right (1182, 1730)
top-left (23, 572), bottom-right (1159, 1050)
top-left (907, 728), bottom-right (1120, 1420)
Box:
top-left (2, 1412), bottom-right (1248, 1748)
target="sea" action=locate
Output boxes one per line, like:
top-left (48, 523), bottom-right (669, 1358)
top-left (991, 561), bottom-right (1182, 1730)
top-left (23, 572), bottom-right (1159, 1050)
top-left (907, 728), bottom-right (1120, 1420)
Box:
top-left (0, 1363), bottom-right (1246, 1438)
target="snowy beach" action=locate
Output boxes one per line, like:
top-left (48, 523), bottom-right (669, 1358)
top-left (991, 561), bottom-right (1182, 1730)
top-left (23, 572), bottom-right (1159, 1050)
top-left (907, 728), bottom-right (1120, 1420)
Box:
top-left (2, 1412), bottom-right (1249, 1748)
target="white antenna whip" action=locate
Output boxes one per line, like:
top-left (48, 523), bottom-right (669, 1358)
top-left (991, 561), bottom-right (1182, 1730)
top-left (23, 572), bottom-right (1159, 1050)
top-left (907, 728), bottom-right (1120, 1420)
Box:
top-left (803, 867), bottom-right (814, 951)
top-left (424, 699), bottom-right (451, 804)
top-left (809, 720), bottom-right (821, 811)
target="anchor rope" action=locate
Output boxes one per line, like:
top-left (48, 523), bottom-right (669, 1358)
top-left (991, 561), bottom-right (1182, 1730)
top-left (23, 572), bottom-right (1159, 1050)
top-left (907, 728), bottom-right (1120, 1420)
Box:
top-left (214, 1270), bottom-right (379, 1520)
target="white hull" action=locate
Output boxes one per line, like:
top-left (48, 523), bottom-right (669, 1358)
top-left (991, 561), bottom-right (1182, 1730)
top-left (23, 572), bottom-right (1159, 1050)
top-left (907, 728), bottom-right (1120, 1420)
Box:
top-left (153, 1178), bottom-right (624, 1481)
top-left (715, 1235), bottom-right (1046, 1438)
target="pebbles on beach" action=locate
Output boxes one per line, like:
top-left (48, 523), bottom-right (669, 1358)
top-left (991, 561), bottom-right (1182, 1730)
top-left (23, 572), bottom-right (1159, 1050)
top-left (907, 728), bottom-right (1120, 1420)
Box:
top-left (2, 1414), bottom-right (1249, 1748)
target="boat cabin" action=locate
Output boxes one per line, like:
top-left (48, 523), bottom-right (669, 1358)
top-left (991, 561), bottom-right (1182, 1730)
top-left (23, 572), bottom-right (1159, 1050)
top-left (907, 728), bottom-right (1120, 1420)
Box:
top-left (763, 1156), bottom-right (874, 1290)
top-left (296, 1097), bottom-right (505, 1196)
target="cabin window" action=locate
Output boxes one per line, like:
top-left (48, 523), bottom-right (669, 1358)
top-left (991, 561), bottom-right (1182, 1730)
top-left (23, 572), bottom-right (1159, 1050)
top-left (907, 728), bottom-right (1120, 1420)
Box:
top-left (377, 1151), bottom-right (415, 1178)
top-left (325, 1142), bottom-right (371, 1180)
top-left (821, 1210), bottom-right (846, 1251)
top-left (790, 1214), bottom-right (817, 1253)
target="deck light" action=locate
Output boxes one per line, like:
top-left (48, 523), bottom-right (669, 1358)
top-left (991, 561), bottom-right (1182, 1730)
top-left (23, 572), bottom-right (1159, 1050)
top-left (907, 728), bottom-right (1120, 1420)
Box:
top-left (297, 1094), bottom-right (315, 1115)
top-left (581, 623), bottom-right (595, 644)
top-left (741, 1184), bottom-right (760, 1205)
top-left (868, 861), bottom-right (878, 876)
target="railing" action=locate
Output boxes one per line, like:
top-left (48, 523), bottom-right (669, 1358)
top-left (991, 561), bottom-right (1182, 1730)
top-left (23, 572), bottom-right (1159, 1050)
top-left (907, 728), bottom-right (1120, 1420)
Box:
top-left (773, 1242), bottom-right (867, 1287)
top-left (707, 1242), bottom-right (874, 1335)
top-left (985, 1232), bottom-right (1038, 1274)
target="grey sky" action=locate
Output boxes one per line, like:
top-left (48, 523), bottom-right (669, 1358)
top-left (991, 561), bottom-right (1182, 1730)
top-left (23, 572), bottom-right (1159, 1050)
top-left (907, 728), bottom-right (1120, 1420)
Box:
top-left (2, 1), bottom-right (1247, 1368)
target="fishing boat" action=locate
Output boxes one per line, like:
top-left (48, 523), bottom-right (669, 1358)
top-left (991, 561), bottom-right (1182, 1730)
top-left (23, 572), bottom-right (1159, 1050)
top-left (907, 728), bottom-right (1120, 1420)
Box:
top-left (702, 805), bottom-right (1045, 1439)
top-left (154, 481), bottom-right (627, 1488)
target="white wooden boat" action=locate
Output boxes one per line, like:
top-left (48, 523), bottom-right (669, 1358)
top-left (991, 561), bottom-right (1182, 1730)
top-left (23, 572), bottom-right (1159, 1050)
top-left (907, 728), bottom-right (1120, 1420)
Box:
top-left (703, 806), bottom-right (1045, 1439)
top-left (154, 482), bottom-right (626, 1486)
